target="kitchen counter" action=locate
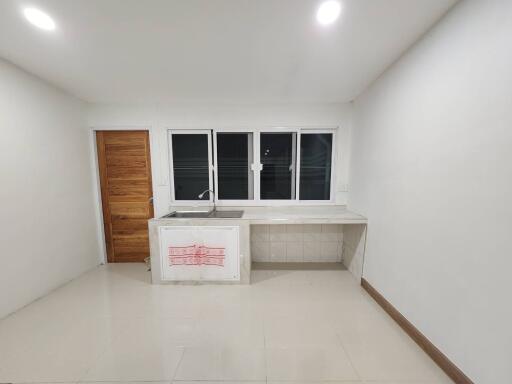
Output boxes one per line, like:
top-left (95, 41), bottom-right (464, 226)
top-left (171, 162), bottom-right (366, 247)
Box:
top-left (150, 205), bottom-right (367, 225)
top-left (149, 206), bottom-right (367, 285)
top-left (238, 206), bottom-right (366, 224)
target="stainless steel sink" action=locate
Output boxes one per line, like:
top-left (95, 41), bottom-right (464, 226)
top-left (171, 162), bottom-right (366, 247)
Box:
top-left (161, 210), bottom-right (211, 218)
top-left (161, 210), bottom-right (243, 219)
top-left (209, 210), bottom-right (244, 218)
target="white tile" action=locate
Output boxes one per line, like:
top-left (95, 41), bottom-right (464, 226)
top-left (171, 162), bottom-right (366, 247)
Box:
top-left (285, 224), bottom-right (303, 242)
top-left (303, 241), bottom-right (322, 262)
top-left (321, 241), bottom-right (339, 261)
top-left (338, 241), bottom-right (344, 262)
top-left (334, 309), bottom-right (450, 382)
top-left (177, 382), bottom-right (265, 384)
top-left (321, 224), bottom-right (340, 241)
top-left (338, 223), bottom-right (344, 241)
top-left (0, 316), bottom-right (109, 383)
top-left (251, 224), bottom-right (269, 242)
top-left (266, 346), bottom-right (359, 381)
top-left (303, 224), bottom-right (322, 241)
top-left (191, 311), bottom-right (264, 348)
top-left (264, 315), bottom-right (341, 348)
top-left (251, 241), bottom-right (270, 262)
top-left (0, 264), bottom-right (450, 384)
top-left (84, 343), bottom-right (184, 381)
top-left (268, 382), bottom-right (359, 384)
top-left (83, 382), bottom-right (168, 384)
top-left (174, 347), bottom-right (266, 381)
top-left (155, 291), bottom-right (204, 318)
top-left (270, 241), bottom-right (287, 262)
top-left (341, 339), bottom-right (451, 382)
top-left (113, 316), bottom-right (198, 346)
top-left (286, 241), bottom-right (304, 262)
top-left (270, 224), bottom-right (287, 241)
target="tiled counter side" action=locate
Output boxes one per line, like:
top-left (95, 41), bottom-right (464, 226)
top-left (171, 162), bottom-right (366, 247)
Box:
top-left (342, 224), bottom-right (367, 280)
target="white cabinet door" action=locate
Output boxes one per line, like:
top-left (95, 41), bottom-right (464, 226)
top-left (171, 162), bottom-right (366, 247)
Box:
top-left (159, 226), bottom-right (240, 282)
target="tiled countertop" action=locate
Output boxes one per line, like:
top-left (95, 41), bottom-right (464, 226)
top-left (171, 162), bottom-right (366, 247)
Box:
top-left (151, 206), bottom-right (367, 225)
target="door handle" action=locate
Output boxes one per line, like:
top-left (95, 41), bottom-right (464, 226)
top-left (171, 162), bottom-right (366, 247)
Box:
top-left (149, 197), bottom-right (154, 204)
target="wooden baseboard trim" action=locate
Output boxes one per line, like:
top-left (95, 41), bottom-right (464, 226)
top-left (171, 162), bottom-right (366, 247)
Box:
top-left (361, 278), bottom-right (473, 384)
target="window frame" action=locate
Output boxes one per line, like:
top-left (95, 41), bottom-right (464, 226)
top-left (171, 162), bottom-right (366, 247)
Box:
top-left (168, 129), bottom-right (214, 206)
top-left (212, 128), bottom-right (256, 205)
top-left (168, 127), bottom-right (337, 207)
top-left (258, 127), bottom-right (300, 204)
top-left (297, 129), bottom-right (337, 204)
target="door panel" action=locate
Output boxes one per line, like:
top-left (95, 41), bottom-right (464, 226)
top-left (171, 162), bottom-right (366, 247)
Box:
top-left (96, 130), bottom-right (154, 263)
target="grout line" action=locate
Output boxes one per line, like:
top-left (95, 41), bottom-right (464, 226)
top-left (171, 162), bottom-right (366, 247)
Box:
top-left (335, 331), bottom-right (363, 382)
top-left (76, 332), bottom-right (112, 383)
top-left (170, 346), bottom-right (186, 383)
top-left (262, 312), bottom-right (269, 384)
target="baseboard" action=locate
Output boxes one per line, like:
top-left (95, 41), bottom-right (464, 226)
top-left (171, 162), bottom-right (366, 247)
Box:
top-left (361, 278), bottom-right (474, 384)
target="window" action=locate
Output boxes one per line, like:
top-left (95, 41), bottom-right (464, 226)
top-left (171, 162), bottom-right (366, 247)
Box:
top-left (169, 131), bottom-right (212, 201)
top-left (260, 132), bottom-right (296, 200)
top-left (215, 132), bottom-right (254, 200)
top-left (168, 128), bottom-right (335, 204)
top-left (299, 133), bottom-right (333, 200)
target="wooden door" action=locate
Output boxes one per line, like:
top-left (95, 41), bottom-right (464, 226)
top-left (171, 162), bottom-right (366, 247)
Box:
top-left (96, 131), bottom-right (154, 262)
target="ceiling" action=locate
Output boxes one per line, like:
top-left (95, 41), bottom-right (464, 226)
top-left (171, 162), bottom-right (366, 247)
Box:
top-left (0, 0), bottom-right (457, 104)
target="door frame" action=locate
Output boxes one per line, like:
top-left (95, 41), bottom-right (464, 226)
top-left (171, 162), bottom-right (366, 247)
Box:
top-left (89, 126), bottom-right (156, 264)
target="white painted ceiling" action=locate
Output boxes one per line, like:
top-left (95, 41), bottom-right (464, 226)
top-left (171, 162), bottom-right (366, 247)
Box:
top-left (0, 0), bottom-right (457, 103)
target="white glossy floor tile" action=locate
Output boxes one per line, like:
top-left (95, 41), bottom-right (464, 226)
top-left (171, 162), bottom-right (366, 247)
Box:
top-left (83, 344), bottom-right (184, 381)
top-left (0, 264), bottom-right (451, 384)
top-left (264, 314), bottom-right (341, 347)
top-left (0, 316), bottom-right (110, 383)
top-left (268, 382), bottom-right (360, 384)
top-left (174, 347), bottom-right (266, 381)
top-left (175, 382), bottom-right (265, 384)
top-left (342, 338), bottom-right (452, 383)
top-left (266, 346), bottom-right (359, 381)
top-left (81, 382), bottom-right (168, 384)
top-left (268, 382), bottom-right (361, 384)
top-left (191, 313), bottom-right (264, 348)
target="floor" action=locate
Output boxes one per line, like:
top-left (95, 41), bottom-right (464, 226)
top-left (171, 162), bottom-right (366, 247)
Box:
top-left (0, 263), bottom-right (451, 384)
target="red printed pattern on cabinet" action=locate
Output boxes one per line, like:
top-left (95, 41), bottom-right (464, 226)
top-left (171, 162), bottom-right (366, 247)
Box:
top-left (168, 245), bottom-right (225, 266)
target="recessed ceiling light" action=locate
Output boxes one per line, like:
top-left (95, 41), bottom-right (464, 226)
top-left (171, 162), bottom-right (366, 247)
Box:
top-left (23, 7), bottom-right (56, 31)
top-left (316, 0), bottom-right (342, 26)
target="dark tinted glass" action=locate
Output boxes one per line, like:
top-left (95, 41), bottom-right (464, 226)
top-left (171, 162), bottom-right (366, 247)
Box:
top-left (299, 133), bottom-right (332, 200)
top-left (260, 133), bottom-right (296, 200)
top-left (171, 134), bottom-right (209, 200)
top-left (217, 133), bottom-right (253, 200)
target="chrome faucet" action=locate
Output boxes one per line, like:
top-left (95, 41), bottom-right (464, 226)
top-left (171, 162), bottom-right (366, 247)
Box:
top-left (198, 189), bottom-right (216, 212)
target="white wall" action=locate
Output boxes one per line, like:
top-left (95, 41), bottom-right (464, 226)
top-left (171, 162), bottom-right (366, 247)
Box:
top-left (349, 1), bottom-right (512, 383)
top-left (0, 59), bottom-right (100, 319)
top-left (87, 102), bottom-right (353, 219)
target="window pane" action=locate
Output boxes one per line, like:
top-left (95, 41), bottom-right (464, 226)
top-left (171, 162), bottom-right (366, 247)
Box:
top-left (260, 132), bottom-right (296, 200)
top-left (171, 134), bottom-right (210, 200)
top-left (217, 133), bottom-right (254, 200)
top-left (299, 133), bottom-right (332, 200)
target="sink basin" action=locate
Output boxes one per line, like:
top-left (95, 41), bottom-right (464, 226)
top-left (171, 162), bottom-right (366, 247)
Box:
top-left (162, 211), bottom-right (211, 218)
top-left (208, 210), bottom-right (244, 218)
top-left (161, 210), bottom-right (244, 219)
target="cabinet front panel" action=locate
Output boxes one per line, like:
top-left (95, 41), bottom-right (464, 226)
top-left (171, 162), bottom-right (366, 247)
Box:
top-left (159, 226), bottom-right (240, 282)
